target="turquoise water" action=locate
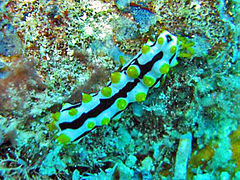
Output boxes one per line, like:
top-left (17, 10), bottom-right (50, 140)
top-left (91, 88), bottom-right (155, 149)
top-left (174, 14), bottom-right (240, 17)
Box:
top-left (0, 0), bottom-right (239, 179)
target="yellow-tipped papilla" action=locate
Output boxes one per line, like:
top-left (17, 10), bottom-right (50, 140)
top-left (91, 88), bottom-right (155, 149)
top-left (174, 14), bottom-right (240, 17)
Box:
top-left (56, 134), bottom-right (71, 145)
top-left (68, 108), bottom-right (78, 116)
top-left (51, 112), bottom-right (60, 121)
top-left (82, 93), bottom-right (92, 103)
top-left (119, 55), bottom-right (126, 65)
top-left (158, 37), bottom-right (164, 45)
top-left (116, 98), bottom-right (128, 110)
top-left (110, 72), bottom-right (121, 84)
top-left (101, 86), bottom-right (112, 97)
top-left (101, 117), bottom-right (110, 125)
top-left (126, 65), bottom-right (140, 79)
top-left (159, 63), bottom-right (170, 74)
top-left (152, 60), bottom-right (169, 76)
top-left (170, 46), bottom-right (177, 54)
top-left (135, 92), bottom-right (147, 102)
top-left (143, 75), bottom-right (156, 87)
top-left (141, 45), bottom-right (151, 54)
top-left (48, 121), bottom-right (57, 131)
top-left (87, 121), bottom-right (95, 129)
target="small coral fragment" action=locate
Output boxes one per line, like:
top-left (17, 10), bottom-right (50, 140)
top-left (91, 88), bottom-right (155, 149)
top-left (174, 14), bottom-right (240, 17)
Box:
top-left (174, 133), bottom-right (192, 180)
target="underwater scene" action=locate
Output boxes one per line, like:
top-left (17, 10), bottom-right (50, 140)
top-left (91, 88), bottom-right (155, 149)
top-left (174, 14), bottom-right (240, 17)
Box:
top-left (0, 0), bottom-right (239, 179)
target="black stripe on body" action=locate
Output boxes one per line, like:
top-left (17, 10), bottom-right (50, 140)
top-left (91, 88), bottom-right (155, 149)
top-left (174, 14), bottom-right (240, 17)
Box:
top-left (120, 53), bottom-right (142, 72)
top-left (74, 127), bottom-right (97, 142)
top-left (61, 103), bottom-right (82, 112)
top-left (73, 106), bottom-right (131, 141)
top-left (150, 40), bottom-right (157, 47)
top-left (137, 51), bottom-right (163, 78)
top-left (122, 51), bottom-right (163, 74)
top-left (59, 51), bottom-right (165, 130)
top-left (72, 73), bottom-right (167, 142)
top-left (169, 54), bottom-right (176, 65)
top-left (60, 79), bottom-right (140, 130)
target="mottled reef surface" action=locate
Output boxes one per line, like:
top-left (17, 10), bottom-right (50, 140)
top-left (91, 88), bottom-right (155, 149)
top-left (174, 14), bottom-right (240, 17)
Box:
top-left (0, 0), bottom-right (239, 179)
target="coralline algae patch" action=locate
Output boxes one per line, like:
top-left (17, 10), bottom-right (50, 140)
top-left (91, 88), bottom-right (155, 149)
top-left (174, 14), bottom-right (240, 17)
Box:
top-left (5, 0), bottom-right (117, 97)
top-left (187, 128), bottom-right (240, 178)
top-left (0, 0), bottom-right (239, 179)
top-left (230, 128), bottom-right (240, 171)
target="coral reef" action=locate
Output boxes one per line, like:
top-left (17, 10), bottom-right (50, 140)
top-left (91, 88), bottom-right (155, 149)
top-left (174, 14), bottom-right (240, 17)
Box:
top-left (0, 0), bottom-right (239, 179)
